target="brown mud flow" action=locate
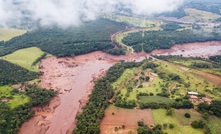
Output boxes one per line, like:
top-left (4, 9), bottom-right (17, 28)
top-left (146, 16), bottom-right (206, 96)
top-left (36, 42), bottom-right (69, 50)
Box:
top-left (19, 41), bottom-right (221, 134)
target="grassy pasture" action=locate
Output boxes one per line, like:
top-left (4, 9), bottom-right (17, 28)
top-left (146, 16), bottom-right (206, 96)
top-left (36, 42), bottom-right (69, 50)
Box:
top-left (155, 60), bottom-right (219, 99)
top-left (105, 14), bottom-right (163, 28)
top-left (172, 59), bottom-right (221, 76)
top-left (181, 8), bottom-right (221, 22)
top-left (1, 47), bottom-right (51, 72)
top-left (208, 116), bottom-right (221, 134)
top-left (112, 68), bottom-right (137, 89)
top-left (152, 109), bottom-right (203, 134)
top-left (0, 28), bottom-right (26, 41)
top-left (0, 86), bottom-right (30, 109)
top-left (140, 96), bottom-right (174, 104)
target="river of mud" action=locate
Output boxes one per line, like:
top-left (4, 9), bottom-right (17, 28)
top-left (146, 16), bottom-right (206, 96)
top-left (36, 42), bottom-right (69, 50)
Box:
top-left (19, 41), bottom-right (221, 134)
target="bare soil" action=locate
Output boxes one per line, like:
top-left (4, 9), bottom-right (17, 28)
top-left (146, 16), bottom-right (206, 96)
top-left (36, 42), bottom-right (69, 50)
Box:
top-left (151, 41), bottom-right (221, 58)
top-left (100, 105), bottom-right (154, 134)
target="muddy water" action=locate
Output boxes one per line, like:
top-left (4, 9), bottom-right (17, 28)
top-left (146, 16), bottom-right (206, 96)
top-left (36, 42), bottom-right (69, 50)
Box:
top-left (19, 41), bottom-right (221, 134)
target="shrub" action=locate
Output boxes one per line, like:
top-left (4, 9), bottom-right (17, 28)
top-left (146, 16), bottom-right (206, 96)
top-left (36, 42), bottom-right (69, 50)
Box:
top-left (169, 124), bottom-right (175, 129)
top-left (184, 113), bottom-right (191, 118)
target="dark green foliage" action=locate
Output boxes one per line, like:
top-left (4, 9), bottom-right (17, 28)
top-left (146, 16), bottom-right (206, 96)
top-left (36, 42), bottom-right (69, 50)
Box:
top-left (172, 99), bottom-right (194, 109)
top-left (209, 55), bottom-right (221, 63)
top-left (105, 48), bottom-right (125, 55)
top-left (138, 120), bottom-right (145, 126)
top-left (0, 85), bottom-right (56, 134)
top-left (32, 53), bottom-right (47, 66)
top-left (191, 120), bottom-right (206, 129)
top-left (0, 19), bottom-right (126, 57)
top-left (122, 30), bottom-right (221, 53)
top-left (137, 124), bottom-right (164, 134)
top-left (106, 61), bottom-right (143, 82)
top-left (197, 101), bottom-right (221, 118)
top-left (25, 84), bottom-right (57, 106)
top-left (161, 22), bottom-right (182, 31)
top-left (184, 113), bottom-right (191, 118)
top-left (0, 60), bottom-right (38, 85)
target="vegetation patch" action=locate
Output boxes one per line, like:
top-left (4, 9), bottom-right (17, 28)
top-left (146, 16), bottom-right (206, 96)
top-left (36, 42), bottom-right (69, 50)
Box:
top-left (122, 30), bottom-right (221, 53)
top-left (0, 59), bottom-right (39, 85)
top-left (0, 84), bottom-right (56, 134)
top-left (152, 109), bottom-right (203, 134)
top-left (0, 19), bottom-right (126, 57)
top-left (0, 28), bottom-right (26, 41)
top-left (1, 47), bottom-right (50, 72)
top-left (139, 96), bottom-right (174, 104)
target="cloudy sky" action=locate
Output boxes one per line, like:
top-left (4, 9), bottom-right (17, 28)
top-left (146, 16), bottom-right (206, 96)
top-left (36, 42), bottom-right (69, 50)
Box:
top-left (0, 0), bottom-right (185, 28)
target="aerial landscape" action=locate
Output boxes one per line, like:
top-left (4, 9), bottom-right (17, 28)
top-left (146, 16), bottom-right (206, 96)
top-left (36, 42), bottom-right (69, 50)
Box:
top-left (0, 0), bottom-right (221, 134)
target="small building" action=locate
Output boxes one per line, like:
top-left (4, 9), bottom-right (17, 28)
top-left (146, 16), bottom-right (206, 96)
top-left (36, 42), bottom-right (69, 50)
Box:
top-left (187, 91), bottom-right (199, 96)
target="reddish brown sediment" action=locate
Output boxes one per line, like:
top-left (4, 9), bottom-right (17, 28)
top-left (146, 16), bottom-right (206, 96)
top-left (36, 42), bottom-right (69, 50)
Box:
top-left (151, 41), bottom-right (221, 58)
top-left (19, 41), bottom-right (221, 134)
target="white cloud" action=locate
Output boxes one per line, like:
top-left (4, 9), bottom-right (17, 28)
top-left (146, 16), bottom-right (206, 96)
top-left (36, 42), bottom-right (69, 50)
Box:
top-left (0, 0), bottom-right (185, 28)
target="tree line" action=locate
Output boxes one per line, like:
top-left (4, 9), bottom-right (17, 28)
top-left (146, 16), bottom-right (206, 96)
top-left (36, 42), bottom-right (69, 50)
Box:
top-left (0, 19), bottom-right (126, 57)
top-left (122, 30), bottom-right (221, 53)
top-left (0, 60), bottom-right (39, 85)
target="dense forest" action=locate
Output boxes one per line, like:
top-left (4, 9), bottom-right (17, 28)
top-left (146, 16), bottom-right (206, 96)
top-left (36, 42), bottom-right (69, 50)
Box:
top-left (209, 55), bottom-right (221, 63)
top-left (0, 19), bottom-right (126, 57)
top-left (0, 60), bottom-right (39, 85)
top-left (0, 85), bottom-right (56, 134)
top-left (122, 30), bottom-right (221, 52)
top-left (73, 61), bottom-right (143, 134)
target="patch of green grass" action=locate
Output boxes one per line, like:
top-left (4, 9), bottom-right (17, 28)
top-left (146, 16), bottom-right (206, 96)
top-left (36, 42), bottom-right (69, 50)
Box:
top-left (182, 8), bottom-right (221, 22)
top-left (112, 68), bottom-right (137, 89)
top-left (105, 14), bottom-right (163, 28)
top-left (1, 47), bottom-right (51, 72)
top-left (174, 109), bottom-right (202, 126)
top-left (145, 77), bottom-right (163, 95)
top-left (0, 28), bottom-right (27, 41)
top-left (152, 109), bottom-right (203, 134)
top-left (0, 86), bottom-right (13, 98)
top-left (208, 116), bottom-right (221, 134)
top-left (7, 95), bottom-right (30, 109)
top-left (140, 96), bottom-right (174, 104)
top-left (156, 60), bottom-right (218, 99)
top-left (0, 86), bottom-right (30, 109)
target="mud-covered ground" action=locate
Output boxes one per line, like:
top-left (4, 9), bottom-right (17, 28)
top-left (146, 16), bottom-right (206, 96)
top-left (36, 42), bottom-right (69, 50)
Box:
top-left (19, 41), bottom-right (221, 134)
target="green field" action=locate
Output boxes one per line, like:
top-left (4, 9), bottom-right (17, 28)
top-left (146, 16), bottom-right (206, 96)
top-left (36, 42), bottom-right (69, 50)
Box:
top-left (1, 47), bottom-right (51, 72)
top-left (105, 14), bottom-right (163, 28)
top-left (0, 86), bottom-right (30, 109)
top-left (181, 8), bottom-right (221, 22)
top-left (140, 96), bottom-right (174, 104)
top-left (172, 59), bottom-right (221, 76)
top-left (112, 68), bottom-right (137, 89)
top-left (208, 116), bottom-right (221, 134)
top-left (152, 109), bottom-right (203, 134)
top-left (0, 28), bottom-right (26, 41)
top-left (155, 60), bottom-right (219, 99)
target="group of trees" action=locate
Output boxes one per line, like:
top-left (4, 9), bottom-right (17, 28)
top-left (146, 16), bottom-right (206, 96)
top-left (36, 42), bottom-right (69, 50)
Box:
top-left (0, 19), bottom-right (126, 57)
top-left (0, 60), bottom-right (39, 85)
top-left (209, 55), bottom-right (221, 63)
top-left (0, 85), bottom-right (56, 134)
top-left (122, 30), bottom-right (221, 53)
top-left (198, 100), bottom-right (221, 118)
